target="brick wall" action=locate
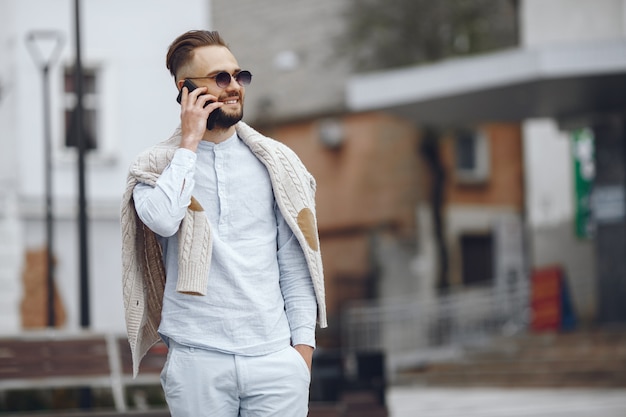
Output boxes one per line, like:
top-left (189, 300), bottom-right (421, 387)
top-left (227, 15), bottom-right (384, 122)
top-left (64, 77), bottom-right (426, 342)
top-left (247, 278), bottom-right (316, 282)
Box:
top-left (259, 112), bottom-right (421, 345)
top-left (442, 123), bottom-right (524, 208)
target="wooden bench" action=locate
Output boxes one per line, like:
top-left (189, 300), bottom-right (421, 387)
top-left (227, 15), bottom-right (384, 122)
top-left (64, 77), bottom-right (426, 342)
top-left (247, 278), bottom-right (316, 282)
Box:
top-left (0, 333), bottom-right (387, 416)
top-left (0, 331), bottom-right (166, 413)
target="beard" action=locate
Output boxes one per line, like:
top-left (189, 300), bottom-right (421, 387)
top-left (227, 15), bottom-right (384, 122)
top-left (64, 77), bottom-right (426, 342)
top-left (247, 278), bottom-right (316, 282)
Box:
top-left (210, 107), bottom-right (243, 130)
top-left (210, 93), bottom-right (244, 130)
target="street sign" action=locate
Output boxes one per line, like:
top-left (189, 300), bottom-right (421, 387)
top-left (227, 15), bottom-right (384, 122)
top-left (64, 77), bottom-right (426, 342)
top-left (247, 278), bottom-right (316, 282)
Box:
top-left (571, 128), bottom-right (594, 238)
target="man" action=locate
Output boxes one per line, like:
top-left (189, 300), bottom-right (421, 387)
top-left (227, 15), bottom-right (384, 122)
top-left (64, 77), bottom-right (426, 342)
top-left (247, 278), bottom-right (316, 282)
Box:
top-left (120, 30), bottom-right (327, 416)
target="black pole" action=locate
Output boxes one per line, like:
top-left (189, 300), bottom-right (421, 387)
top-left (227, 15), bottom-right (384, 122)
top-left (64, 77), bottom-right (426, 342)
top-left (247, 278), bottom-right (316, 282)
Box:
top-left (73, 0), bottom-right (92, 409)
top-left (74, 0), bottom-right (90, 330)
top-left (42, 64), bottom-right (55, 327)
top-left (25, 31), bottom-right (64, 329)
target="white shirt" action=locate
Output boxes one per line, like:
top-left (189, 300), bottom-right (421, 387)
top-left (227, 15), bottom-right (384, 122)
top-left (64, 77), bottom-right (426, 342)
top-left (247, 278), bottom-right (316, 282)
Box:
top-left (133, 133), bottom-right (317, 354)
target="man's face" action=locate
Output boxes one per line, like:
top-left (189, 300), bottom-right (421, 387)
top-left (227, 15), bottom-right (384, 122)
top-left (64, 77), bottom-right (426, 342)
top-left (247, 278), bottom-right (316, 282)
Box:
top-left (177, 45), bottom-right (245, 130)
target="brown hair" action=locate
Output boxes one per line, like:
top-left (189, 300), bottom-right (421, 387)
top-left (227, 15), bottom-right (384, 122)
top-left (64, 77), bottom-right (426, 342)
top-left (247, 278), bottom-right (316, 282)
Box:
top-left (166, 30), bottom-right (228, 79)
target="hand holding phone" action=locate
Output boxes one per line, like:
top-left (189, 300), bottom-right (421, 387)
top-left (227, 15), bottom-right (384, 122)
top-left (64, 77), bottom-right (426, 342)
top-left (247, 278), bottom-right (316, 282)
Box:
top-left (176, 79), bottom-right (218, 130)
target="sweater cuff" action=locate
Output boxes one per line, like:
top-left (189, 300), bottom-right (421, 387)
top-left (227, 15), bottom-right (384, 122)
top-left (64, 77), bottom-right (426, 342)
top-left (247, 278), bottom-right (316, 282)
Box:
top-left (176, 263), bottom-right (208, 296)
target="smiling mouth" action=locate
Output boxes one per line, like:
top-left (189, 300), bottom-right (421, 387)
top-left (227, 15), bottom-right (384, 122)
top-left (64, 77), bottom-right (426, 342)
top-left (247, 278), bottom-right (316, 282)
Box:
top-left (223, 99), bottom-right (238, 105)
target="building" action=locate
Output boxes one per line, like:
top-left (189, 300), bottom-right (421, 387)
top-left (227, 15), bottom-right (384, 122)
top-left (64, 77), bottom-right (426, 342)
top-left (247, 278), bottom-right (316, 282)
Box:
top-left (1, 1), bottom-right (624, 377)
top-left (215, 0), bottom-right (626, 376)
top-left (348, 0), bottom-right (626, 326)
top-left (0, 0), bottom-right (211, 333)
top-left (212, 0), bottom-right (528, 353)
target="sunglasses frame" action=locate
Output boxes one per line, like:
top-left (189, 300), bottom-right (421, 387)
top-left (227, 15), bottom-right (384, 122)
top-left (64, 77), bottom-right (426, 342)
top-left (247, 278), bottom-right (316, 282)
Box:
top-left (187, 70), bottom-right (252, 88)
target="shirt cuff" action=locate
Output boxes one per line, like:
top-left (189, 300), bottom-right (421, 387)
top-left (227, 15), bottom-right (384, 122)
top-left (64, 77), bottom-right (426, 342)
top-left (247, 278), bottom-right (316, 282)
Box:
top-left (291, 327), bottom-right (316, 349)
top-left (171, 147), bottom-right (197, 168)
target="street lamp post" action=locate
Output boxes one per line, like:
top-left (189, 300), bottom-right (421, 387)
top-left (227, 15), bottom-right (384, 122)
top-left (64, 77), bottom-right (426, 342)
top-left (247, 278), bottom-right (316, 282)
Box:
top-left (25, 30), bottom-right (65, 328)
top-left (74, 0), bottom-right (90, 331)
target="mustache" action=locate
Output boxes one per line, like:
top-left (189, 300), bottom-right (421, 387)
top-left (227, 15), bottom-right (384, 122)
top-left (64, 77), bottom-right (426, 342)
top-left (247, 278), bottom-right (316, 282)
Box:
top-left (220, 92), bottom-right (241, 101)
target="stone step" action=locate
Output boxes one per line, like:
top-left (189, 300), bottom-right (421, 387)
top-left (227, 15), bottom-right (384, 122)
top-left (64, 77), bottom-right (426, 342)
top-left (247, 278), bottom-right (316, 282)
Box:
top-left (413, 369), bottom-right (626, 388)
top-left (427, 358), bottom-right (626, 374)
top-left (399, 329), bottom-right (626, 388)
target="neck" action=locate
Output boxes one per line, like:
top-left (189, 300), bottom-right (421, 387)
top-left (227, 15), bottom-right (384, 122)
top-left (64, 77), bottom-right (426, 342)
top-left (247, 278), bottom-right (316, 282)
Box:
top-left (202, 125), bottom-right (237, 144)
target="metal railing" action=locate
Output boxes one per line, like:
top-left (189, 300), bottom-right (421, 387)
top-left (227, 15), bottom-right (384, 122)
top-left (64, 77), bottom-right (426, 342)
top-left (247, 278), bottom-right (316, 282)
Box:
top-left (342, 280), bottom-right (530, 377)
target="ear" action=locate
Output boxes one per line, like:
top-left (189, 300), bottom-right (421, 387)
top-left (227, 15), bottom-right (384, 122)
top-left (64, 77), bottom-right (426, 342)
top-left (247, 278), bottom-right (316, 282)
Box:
top-left (176, 79), bottom-right (185, 91)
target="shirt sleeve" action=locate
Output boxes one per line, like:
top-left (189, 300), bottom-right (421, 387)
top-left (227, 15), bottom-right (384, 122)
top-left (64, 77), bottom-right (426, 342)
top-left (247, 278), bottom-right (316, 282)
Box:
top-left (276, 204), bottom-right (318, 348)
top-left (133, 148), bottom-right (197, 237)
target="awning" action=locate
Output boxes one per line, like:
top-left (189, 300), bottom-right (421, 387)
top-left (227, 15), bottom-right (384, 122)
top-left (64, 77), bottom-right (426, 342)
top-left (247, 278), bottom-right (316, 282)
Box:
top-left (346, 40), bottom-right (626, 126)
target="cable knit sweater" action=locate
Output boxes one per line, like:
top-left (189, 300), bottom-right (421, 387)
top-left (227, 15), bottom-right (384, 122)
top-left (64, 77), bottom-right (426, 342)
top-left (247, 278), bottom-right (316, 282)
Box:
top-left (120, 121), bottom-right (327, 377)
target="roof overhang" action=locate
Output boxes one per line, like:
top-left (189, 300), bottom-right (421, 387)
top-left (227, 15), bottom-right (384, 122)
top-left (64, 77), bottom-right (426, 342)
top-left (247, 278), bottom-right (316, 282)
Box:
top-left (346, 40), bottom-right (626, 126)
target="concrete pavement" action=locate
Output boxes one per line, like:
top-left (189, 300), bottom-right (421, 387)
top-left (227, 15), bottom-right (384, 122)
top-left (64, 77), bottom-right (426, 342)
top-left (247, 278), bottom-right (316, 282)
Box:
top-left (387, 386), bottom-right (626, 417)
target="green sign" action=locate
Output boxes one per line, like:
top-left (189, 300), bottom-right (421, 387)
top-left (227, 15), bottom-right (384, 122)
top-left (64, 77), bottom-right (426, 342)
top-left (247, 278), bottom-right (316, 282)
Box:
top-left (571, 129), bottom-right (594, 239)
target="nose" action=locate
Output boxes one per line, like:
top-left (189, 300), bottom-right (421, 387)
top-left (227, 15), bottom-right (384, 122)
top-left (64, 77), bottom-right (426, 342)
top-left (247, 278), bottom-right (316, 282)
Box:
top-left (233, 73), bottom-right (246, 86)
top-left (224, 76), bottom-right (242, 92)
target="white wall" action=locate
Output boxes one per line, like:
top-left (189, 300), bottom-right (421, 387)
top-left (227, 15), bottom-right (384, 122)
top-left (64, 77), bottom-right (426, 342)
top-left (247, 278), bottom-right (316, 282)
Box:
top-left (520, 0), bottom-right (625, 227)
top-left (4, 0), bottom-right (210, 333)
top-left (13, 0), bottom-right (210, 204)
top-left (521, 0), bottom-right (626, 47)
top-left (0, 0), bottom-right (24, 332)
top-left (0, 0), bottom-right (18, 182)
top-left (522, 119), bottom-right (574, 227)
top-left (522, 118), bottom-right (597, 321)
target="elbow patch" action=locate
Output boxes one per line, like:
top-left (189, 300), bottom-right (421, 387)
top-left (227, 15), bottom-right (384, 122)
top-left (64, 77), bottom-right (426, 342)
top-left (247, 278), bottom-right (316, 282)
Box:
top-left (297, 208), bottom-right (319, 251)
top-left (188, 196), bottom-right (204, 212)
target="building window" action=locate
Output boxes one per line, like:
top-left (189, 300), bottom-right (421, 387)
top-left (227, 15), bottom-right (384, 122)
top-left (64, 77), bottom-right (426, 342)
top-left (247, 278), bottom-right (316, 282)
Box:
top-left (460, 233), bottom-right (493, 285)
top-left (454, 129), bottom-right (490, 184)
top-left (63, 66), bottom-right (98, 151)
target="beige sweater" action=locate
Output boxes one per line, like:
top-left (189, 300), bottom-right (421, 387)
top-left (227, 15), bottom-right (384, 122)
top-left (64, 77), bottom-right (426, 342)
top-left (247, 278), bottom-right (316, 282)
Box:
top-left (120, 122), bottom-right (327, 377)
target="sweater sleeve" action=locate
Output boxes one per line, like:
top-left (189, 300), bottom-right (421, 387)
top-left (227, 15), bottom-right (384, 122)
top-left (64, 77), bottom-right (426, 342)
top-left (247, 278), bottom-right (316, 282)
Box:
top-left (133, 148), bottom-right (197, 237)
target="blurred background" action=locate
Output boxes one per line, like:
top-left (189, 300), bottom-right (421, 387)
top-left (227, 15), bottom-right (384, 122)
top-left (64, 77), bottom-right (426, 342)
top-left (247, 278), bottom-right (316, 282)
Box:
top-left (0, 0), bottom-right (625, 415)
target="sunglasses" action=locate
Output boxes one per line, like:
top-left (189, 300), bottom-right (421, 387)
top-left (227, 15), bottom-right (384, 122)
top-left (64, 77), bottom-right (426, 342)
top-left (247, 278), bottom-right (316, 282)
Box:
top-left (187, 70), bottom-right (252, 88)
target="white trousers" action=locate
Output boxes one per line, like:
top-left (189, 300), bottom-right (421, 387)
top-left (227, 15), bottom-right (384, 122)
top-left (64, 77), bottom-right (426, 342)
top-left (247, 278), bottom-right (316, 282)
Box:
top-left (160, 341), bottom-right (311, 417)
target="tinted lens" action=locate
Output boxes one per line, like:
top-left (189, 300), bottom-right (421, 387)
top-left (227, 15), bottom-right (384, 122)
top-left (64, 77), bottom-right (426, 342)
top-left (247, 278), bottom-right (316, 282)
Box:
top-left (215, 72), bottom-right (232, 88)
top-left (214, 71), bottom-right (252, 88)
top-left (235, 70), bottom-right (252, 86)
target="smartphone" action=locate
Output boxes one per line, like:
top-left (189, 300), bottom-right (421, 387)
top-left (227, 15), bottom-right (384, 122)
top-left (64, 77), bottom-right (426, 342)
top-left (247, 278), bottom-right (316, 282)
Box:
top-left (176, 79), bottom-right (218, 130)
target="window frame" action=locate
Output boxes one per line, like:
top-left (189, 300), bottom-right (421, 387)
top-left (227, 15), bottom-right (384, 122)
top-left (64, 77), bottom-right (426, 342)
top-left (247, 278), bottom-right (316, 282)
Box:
top-left (454, 128), bottom-right (491, 185)
top-left (54, 60), bottom-right (117, 167)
